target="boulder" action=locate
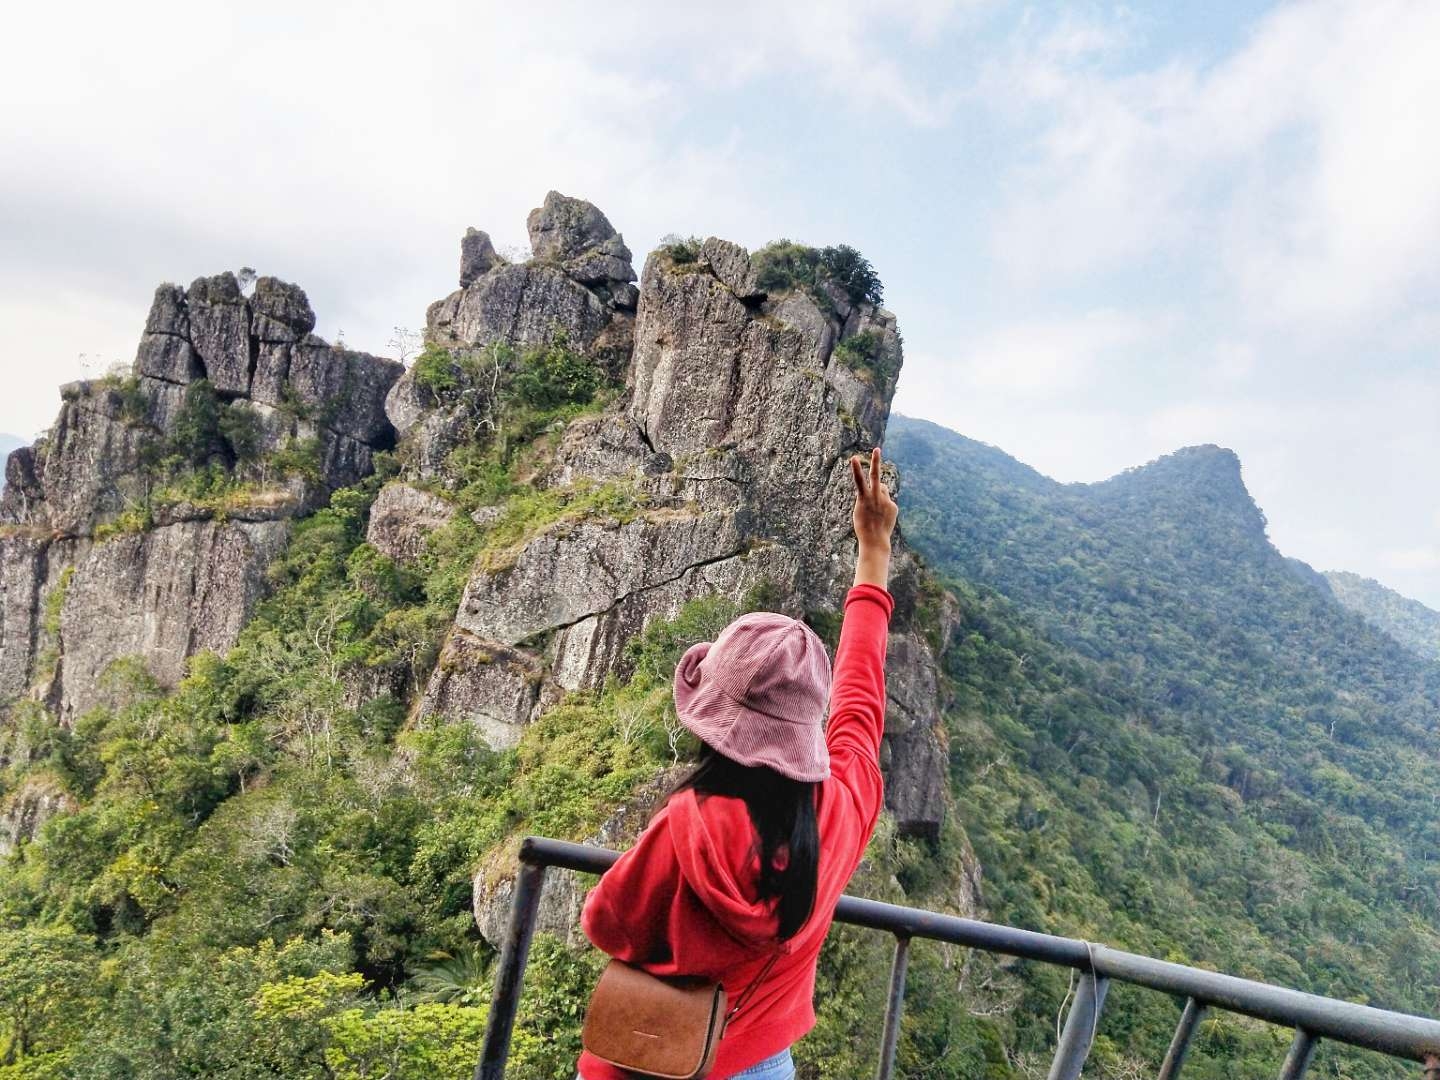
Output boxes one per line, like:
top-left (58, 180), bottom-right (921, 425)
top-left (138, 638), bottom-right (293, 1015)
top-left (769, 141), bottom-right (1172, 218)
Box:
top-left (459, 228), bottom-right (500, 287)
top-left (366, 482), bottom-right (455, 563)
top-left (251, 277), bottom-right (316, 343)
top-left (700, 238), bottom-right (763, 299)
top-left (143, 283), bottom-right (190, 337)
top-left (427, 263), bottom-right (611, 355)
top-left (527, 191), bottom-right (624, 262)
top-left (415, 633), bottom-right (544, 750)
top-left (136, 333), bottom-right (202, 384)
top-left (285, 338), bottom-right (403, 446)
top-left (186, 273), bottom-right (253, 395)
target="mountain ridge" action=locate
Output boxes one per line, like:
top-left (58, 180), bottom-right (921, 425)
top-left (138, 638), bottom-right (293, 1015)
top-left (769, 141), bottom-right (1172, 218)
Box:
top-left (1324, 569), bottom-right (1440, 664)
top-left (889, 411), bottom-right (1439, 1078)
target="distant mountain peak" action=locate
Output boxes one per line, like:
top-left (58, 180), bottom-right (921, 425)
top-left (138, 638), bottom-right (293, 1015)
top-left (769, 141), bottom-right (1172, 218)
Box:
top-left (1104, 443), bottom-right (1245, 488)
top-left (1324, 569), bottom-right (1440, 663)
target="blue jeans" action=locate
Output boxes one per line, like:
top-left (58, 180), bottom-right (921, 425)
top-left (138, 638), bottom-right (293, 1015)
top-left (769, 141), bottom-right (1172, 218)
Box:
top-left (578, 1047), bottom-right (795, 1079)
top-left (733, 1048), bottom-right (796, 1078)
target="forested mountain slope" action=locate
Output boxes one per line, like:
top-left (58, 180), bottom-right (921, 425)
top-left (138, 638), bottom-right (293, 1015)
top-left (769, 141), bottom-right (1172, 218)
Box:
top-left (889, 414), bottom-right (1440, 1078)
top-left (1324, 570), bottom-right (1440, 663)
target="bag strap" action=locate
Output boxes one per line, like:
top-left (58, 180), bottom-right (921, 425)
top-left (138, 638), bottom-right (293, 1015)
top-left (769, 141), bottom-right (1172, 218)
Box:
top-left (726, 949), bottom-right (781, 1022)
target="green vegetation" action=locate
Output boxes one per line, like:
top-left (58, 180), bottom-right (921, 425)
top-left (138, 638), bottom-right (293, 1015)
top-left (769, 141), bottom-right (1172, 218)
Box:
top-left (406, 338), bottom-right (611, 514)
top-left (833, 329), bottom-right (900, 389)
top-left (0, 473), bottom-right (749, 1076)
top-left (1324, 570), bottom-right (1440, 663)
top-left (475, 480), bottom-right (641, 572)
top-left (32, 568), bottom-right (74, 683)
top-left (658, 234), bottom-right (704, 264)
top-left (751, 240), bottom-right (884, 308)
top-left (889, 416), bottom-right (1440, 1079)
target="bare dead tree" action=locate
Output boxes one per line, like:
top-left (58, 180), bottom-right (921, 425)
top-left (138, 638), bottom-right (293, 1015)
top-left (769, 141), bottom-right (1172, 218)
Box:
top-left (389, 326), bottom-right (423, 364)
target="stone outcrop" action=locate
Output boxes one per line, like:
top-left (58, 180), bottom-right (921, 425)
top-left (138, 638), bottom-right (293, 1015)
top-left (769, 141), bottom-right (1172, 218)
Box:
top-left (366, 482), bottom-right (456, 563)
top-left (0, 774), bottom-right (75, 856)
top-left (391, 204), bottom-right (951, 863)
top-left (0, 273), bottom-right (403, 719)
top-left (386, 193), bottom-right (640, 484)
top-left (414, 632), bottom-right (543, 750)
top-left (367, 196), bottom-right (957, 951)
top-left (459, 228), bottom-right (501, 287)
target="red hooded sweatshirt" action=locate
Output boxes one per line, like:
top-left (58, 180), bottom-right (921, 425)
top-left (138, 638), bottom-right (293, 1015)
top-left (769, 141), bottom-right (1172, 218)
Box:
top-left (578, 583), bottom-right (894, 1079)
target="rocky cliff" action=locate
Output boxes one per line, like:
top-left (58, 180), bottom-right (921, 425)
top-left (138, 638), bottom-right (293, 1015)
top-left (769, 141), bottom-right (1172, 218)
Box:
top-left (0, 274), bottom-right (401, 775)
top-left (0, 194), bottom-right (958, 918)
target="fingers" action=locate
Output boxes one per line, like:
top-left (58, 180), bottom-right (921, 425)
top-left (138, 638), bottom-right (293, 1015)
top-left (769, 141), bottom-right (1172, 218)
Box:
top-left (850, 454), bottom-right (867, 497)
top-left (870, 447), bottom-right (881, 493)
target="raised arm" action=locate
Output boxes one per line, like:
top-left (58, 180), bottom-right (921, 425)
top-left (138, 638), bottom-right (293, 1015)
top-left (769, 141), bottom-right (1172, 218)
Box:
top-left (825, 449), bottom-right (899, 828)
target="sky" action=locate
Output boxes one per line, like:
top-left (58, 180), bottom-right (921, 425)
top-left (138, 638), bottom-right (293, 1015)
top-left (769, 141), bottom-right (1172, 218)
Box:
top-left (2, 0), bottom-right (1438, 606)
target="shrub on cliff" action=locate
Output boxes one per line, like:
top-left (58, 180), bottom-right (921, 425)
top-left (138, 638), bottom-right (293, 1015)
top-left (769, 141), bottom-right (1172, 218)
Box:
top-left (751, 240), bottom-right (884, 308)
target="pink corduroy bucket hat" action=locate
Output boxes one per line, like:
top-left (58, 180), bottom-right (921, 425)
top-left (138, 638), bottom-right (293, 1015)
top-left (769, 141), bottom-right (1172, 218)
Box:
top-left (672, 612), bottom-right (833, 782)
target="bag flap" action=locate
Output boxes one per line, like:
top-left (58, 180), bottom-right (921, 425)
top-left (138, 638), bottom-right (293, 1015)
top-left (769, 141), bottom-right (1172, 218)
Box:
top-left (583, 961), bottom-right (726, 1080)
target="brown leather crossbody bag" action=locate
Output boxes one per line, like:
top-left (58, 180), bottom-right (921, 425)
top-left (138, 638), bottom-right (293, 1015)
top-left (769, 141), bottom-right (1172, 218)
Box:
top-left (581, 951), bottom-right (780, 1080)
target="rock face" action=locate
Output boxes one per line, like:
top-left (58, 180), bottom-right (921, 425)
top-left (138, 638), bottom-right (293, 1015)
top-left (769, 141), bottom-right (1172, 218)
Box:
top-left (0, 774), bottom-right (74, 856)
top-left (366, 483), bottom-right (456, 563)
top-left (55, 519), bottom-right (291, 717)
top-left (400, 210), bottom-right (950, 854)
top-left (0, 274), bottom-right (403, 719)
top-left (414, 632), bottom-right (543, 750)
top-left (387, 197), bottom-right (639, 484)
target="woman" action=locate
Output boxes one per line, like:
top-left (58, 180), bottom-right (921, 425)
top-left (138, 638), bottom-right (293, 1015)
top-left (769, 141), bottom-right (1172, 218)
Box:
top-left (577, 447), bottom-right (899, 1079)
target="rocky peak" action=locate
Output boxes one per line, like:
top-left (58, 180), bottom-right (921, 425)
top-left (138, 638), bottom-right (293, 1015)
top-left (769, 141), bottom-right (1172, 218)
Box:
top-left (371, 199), bottom-right (948, 887)
top-left (0, 271), bottom-right (402, 721)
top-left (526, 190), bottom-right (636, 286)
top-left (458, 228), bottom-right (501, 287)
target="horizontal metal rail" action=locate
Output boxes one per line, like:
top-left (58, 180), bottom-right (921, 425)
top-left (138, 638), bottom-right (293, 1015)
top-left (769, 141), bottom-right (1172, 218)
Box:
top-left (476, 837), bottom-right (1440, 1079)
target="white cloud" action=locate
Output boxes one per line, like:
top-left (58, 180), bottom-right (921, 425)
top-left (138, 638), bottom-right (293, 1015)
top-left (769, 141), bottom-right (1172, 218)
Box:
top-left (986, 0), bottom-right (1440, 337)
top-left (1381, 547), bottom-right (1440, 573)
top-left (946, 309), bottom-right (1161, 396)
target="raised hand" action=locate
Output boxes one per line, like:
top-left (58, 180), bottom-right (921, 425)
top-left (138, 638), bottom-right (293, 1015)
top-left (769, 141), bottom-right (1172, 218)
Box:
top-left (850, 447), bottom-right (898, 589)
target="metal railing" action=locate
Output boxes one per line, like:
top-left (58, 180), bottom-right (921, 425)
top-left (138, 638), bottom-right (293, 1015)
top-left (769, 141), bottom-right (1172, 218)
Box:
top-left (475, 837), bottom-right (1440, 1080)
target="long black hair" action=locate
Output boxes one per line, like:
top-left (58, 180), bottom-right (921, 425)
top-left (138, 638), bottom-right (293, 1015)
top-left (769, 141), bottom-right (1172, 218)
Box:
top-left (663, 745), bottom-right (820, 940)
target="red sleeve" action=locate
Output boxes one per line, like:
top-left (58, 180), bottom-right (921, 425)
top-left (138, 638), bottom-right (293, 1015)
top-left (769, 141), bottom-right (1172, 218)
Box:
top-left (824, 584), bottom-right (894, 833)
top-left (580, 806), bottom-right (679, 963)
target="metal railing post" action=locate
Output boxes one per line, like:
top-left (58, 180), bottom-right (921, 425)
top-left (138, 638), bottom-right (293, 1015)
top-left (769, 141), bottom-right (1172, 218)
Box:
top-left (1158, 997), bottom-right (1208, 1080)
top-left (1047, 972), bottom-right (1110, 1080)
top-left (475, 860), bottom-right (548, 1080)
top-left (875, 935), bottom-right (911, 1080)
top-left (1277, 1029), bottom-right (1318, 1080)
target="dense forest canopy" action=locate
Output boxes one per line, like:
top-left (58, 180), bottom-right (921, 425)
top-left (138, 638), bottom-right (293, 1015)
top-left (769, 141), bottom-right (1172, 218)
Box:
top-left (888, 415), bottom-right (1440, 1079)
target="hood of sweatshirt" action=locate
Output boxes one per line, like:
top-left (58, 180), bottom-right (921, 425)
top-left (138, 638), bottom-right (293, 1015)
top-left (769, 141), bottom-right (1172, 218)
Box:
top-left (667, 788), bottom-right (789, 952)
